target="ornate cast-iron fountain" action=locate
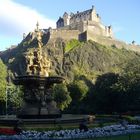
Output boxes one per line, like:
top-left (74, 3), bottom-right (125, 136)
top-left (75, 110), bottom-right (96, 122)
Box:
top-left (0, 23), bottom-right (93, 127)
top-left (14, 23), bottom-right (64, 119)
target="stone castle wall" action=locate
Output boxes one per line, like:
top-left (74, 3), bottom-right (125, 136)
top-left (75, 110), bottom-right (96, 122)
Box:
top-left (68, 22), bottom-right (84, 32)
top-left (42, 28), bottom-right (140, 53)
top-left (41, 26), bottom-right (140, 52)
top-left (49, 29), bottom-right (79, 40)
top-left (57, 20), bottom-right (112, 38)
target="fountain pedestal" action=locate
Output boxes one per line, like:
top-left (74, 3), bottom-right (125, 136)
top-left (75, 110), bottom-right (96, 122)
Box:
top-left (14, 76), bottom-right (64, 119)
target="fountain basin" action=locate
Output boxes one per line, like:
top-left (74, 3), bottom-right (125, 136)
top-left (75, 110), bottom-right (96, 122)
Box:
top-left (13, 75), bottom-right (64, 119)
top-left (14, 75), bottom-right (64, 86)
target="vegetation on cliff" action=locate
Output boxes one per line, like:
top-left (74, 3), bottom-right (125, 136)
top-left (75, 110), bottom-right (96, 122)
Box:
top-left (65, 39), bottom-right (82, 53)
top-left (0, 37), bottom-right (140, 114)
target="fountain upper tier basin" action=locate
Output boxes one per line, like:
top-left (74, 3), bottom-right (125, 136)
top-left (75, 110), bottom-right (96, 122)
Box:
top-left (14, 75), bottom-right (64, 86)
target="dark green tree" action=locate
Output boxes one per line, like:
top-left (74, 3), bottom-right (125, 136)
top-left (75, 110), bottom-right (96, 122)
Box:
top-left (7, 85), bottom-right (23, 114)
top-left (53, 83), bottom-right (72, 111)
top-left (95, 73), bottom-right (121, 113)
top-left (68, 80), bottom-right (89, 101)
top-left (68, 80), bottom-right (89, 113)
top-left (113, 58), bottom-right (140, 112)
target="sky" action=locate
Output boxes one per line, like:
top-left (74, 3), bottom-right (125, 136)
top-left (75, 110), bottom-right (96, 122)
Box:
top-left (0, 0), bottom-right (140, 51)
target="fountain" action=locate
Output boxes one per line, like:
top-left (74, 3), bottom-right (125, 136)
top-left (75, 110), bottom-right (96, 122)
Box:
top-left (0, 23), bottom-right (93, 127)
top-left (14, 23), bottom-right (64, 119)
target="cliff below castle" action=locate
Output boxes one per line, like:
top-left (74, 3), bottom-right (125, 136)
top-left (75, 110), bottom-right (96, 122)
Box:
top-left (1, 33), bottom-right (140, 82)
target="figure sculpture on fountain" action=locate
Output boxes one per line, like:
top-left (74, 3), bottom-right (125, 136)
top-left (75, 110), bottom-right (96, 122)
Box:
top-left (25, 23), bottom-right (51, 77)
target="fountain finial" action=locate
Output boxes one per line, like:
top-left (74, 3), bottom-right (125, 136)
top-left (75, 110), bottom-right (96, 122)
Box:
top-left (36, 21), bottom-right (39, 32)
top-left (35, 21), bottom-right (42, 49)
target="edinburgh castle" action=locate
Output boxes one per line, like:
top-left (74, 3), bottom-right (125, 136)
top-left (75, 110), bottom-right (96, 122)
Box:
top-left (23, 6), bottom-right (140, 52)
top-left (56, 6), bottom-right (113, 39)
top-left (44, 6), bottom-right (113, 42)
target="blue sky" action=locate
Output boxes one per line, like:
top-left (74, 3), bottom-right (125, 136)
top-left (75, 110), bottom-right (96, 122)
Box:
top-left (0, 0), bottom-right (140, 51)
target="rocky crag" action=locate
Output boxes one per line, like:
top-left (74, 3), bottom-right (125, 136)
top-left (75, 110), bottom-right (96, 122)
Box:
top-left (0, 30), bottom-right (140, 83)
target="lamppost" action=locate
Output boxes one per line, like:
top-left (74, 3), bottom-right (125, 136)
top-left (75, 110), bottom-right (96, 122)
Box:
top-left (5, 85), bottom-right (8, 117)
top-left (5, 70), bottom-right (11, 117)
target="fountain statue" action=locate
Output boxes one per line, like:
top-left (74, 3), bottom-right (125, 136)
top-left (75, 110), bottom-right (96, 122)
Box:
top-left (14, 22), bottom-right (64, 119)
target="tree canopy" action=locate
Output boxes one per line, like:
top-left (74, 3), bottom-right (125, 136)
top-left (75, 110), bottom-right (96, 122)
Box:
top-left (0, 59), bottom-right (7, 102)
top-left (53, 83), bottom-right (72, 111)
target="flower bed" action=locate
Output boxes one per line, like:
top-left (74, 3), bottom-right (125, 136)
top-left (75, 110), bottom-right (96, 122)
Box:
top-left (0, 128), bottom-right (17, 135)
top-left (0, 124), bottom-right (140, 139)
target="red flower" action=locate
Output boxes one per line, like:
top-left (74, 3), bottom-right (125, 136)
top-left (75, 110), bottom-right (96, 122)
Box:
top-left (0, 128), bottom-right (17, 135)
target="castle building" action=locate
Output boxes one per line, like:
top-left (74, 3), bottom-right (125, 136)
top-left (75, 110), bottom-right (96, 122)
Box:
top-left (18, 6), bottom-right (140, 53)
top-left (56, 6), bottom-right (113, 38)
top-left (25, 6), bottom-right (114, 45)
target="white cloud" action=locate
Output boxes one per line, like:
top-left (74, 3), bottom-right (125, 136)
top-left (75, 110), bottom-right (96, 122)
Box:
top-left (0, 0), bottom-right (56, 38)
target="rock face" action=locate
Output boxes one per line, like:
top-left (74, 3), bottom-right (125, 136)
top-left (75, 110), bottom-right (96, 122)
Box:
top-left (0, 33), bottom-right (140, 83)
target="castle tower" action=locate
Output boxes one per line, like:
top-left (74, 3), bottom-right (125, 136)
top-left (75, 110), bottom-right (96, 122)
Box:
top-left (105, 25), bottom-right (113, 38)
top-left (108, 25), bottom-right (113, 38)
top-left (63, 12), bottom-right (70, 26)
top-left (91, 5), bottom-right (100, 22)
top-left (56, 17), bottom-right (64, 28)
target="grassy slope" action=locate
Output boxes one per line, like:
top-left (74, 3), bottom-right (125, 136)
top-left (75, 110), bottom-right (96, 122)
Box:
top-left (65, 40), bottom-right (140, 81)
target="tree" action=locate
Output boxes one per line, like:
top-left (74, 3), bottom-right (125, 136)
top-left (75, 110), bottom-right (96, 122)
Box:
top-left (113, 58), bottom-right (140, 112)
top-left (0, 60), bottom-right (23, 114)
top-left (95, 73), bottom-right (121, 113)
top-left (53, 83), bottom-right (72, 111)
top-left (7, 85), bottom-right (23, 114)
top-left (0, 59), bottom-right (7, 114)
top-left (68, 80), bottom-right (89, 113)
top-left (0, 59), bottom-right (7, 102)
top-left (68, 80), bottom-right (89, 101)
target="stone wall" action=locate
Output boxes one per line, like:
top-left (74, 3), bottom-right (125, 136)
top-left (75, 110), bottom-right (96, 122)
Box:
top-left (49, 29), bottom-right (79, 41)
top-left (69, 22), bottom-right (84, 32)
top-left (57, 20), bottom-right (112, 38)
top-left (44, 28), bottom-right (140, 53)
